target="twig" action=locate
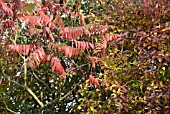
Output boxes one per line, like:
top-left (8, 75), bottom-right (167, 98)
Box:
top-left (42, 80), bottom-right (81, 109)
top-left (67, 59), bottom-right (88, 76)
top-left (2, 100), bottom-right (19, 114)
top-left (2, 71), bottom-right (24, 88)
top-left (59, 80), bottom-right (81, 101)
top-left (32, 71), bottom-right (52, 93)
top-left (23, 58), bottom-right (27, 86)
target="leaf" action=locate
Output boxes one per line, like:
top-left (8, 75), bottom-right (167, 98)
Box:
top-left (37, 8), bottom-right (57, 29)
top-left (43, 27), bottom-right (55, 42)
top-left (0, 0), bottom-right (13, 16)
top-left (18, 16), bottom-right (41, 26)
top-left (48, 43), bottom-right (84, 57)
top-left (50, 57), bottom-right (65, 78)
top-left (7, 44), bottom-right (38, 55)
top-left (86, 56), bottom-right (98, 68)
top-left (54, 14), bottom-right (64, 28)
top-left (2, 19), bottom-right (15, 29)
top-left (162, 27), bottom-right (170, 32)
top-left (27, 47), bottom-right (46, 68)
top-left (104, 34), bottom-right (120, 41)
top-left (93, 39), bottom-right (107, 54)
top-left (77, 105), bottom-right (82, 110)
top-left (62, 27), bottom-right (84, 40)
top-left (22, 3), bottom-right (36, 14)
top-left (89, 74), bottom-right (99, 86)
top-left (79, 12), bottom-right (86, 26)
top-left (90, 106), bottom-right (96, 112)
top-left (73, 40), bottom-right (94, 49)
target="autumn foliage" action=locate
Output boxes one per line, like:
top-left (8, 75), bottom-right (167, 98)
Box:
top-left (2, 0), bottom-right (120, 86)
top-left (0, 0), bottom-right (169, 113)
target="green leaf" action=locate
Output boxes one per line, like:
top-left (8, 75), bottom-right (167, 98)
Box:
top-left (22, 3), bottom-right (36, 14)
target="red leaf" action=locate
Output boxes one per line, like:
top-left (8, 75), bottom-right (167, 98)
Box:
top-left (62, 27), bottom-right (84, 40)
top-left (59, 46), bottom-right (83, 57)
top-left (2, 20), bottom-right (15, 29)
top-left (54, 14), bottom-right (64, 28)
top-left (7, 44), bottom-right (38, 55)
top-left (79, 13), bottom-right (86, 26)
top-left (104, 34), bottom-right (120, 41)
top-left (22, 45), bottom-right (29, 55)
top-left (73, 40), bottom-right (94, 49)
top-left (18, 16), bottom-right (41, 26)
top-left (89, 74), bottom-right (99, 86)
top-left (46, 54), bottom-right (53, 61)
top-left (50, 57), bottom-right (65, 78)
top-left (0, 0), bottom-right (13, 16)
top-left (37, 8), bottom-right (57, 29)
top-left (86, 56), bottom-right (98, 68)
top-left (144, 0), bottom-right (149, 5)
top-left (27, 47), bottom-right (46, 68)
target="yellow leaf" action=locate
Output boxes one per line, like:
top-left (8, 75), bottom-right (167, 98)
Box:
top-left (77, 106), bottom-right (82, 110)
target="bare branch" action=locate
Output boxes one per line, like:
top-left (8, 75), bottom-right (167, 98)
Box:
top-left (0, 94), bottom-right (19, 114)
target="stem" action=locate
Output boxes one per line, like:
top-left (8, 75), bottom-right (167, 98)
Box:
top-left (59, 80), bottom-right (81, 101)
top-left (25, 86), bottom-right (44, 108)
top-left (24, 58), bottom-right (27, 86)
top-left (3, 101), bottom-right (19, 114)
top-left (33, 71), bottom-right (52, 93)
top-left (2, 71), bottom-right (44, 108)
top-left (2, 71), bottom-right (23, 88)
top-left (42, 80), bottom-right (81, 110)
top-left (14, 20), bottom-right (19, 43)
top-left (121, 41), bottom-right (124, 55)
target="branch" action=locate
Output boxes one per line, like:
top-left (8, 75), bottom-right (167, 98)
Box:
top-left (59, 80), bottom-right (81, 101)
top-left (42, 80), bottom-right (82, 109)
top-left (25, 86), bottom-right (44, 108)
top-left (66, 59), bottom-right (90, 76)
top-left (24, 58), bottom-right (27, 86)
top-left (3, 101), bottom-right (19, 114)
top-left (2, 71), bottom-right (44, 108)
top-left (32, 71), bottom-right (52, 93)
top-left (2, 71), bottom-right (24, 88)
top-left (0, 94), bottom-right (19, 114)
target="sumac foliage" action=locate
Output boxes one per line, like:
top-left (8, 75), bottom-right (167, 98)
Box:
top-left (0, 0), bottom-right (169, 113)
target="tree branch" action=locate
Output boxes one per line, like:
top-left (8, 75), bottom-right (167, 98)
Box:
top-left (25, 86), bottom-right (44, 108)
top-left (3, 101), bottom-right (19, 114)
top-left (59, 80), bottom-right (81, 101)
top-left (42, 80), bottom-right (81, 110)
top-left (32, 71), bottom-right (52, 93)
top-left (2, 71), bottom-right (24, 88)
top-left (0, 94), bottom-right (19, 114)
top-left (2, 71), bottom-right (44, 108)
